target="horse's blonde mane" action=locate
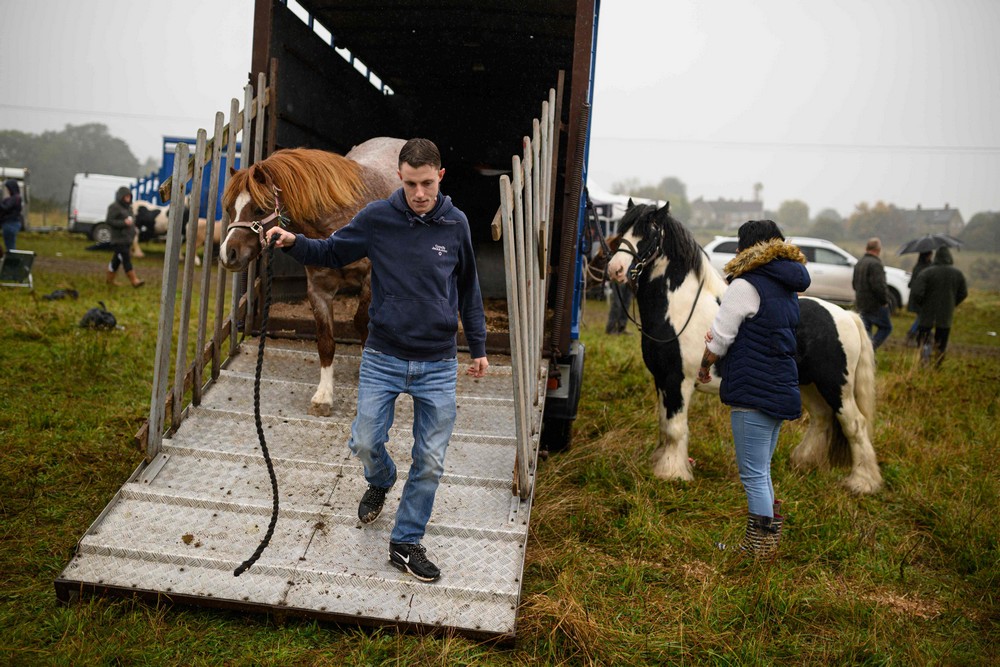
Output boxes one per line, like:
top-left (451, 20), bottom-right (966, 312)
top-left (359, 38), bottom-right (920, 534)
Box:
top-left (223, 148), bottom-right (365, 223)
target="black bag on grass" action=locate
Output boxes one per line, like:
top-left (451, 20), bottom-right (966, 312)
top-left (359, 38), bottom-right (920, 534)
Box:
top-left (79, 302), bottom-right (117, 330)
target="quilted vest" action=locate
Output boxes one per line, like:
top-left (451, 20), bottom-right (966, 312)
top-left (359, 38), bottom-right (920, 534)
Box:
top-left (719, 266), bottom-right (802, 420)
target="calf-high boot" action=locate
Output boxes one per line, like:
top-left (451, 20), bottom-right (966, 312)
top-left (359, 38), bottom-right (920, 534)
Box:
top-left (106, 270), bottom-right (118, 286)
top-left (739, 513), bottom-right (780, 557)
top-left (126, 270), bottom-right (145, 288)
top-left (772, 500), bottom-right (784, 544)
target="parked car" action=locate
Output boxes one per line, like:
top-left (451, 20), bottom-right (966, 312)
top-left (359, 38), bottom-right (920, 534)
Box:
top-left (703, 235), bottom-right (910, 311)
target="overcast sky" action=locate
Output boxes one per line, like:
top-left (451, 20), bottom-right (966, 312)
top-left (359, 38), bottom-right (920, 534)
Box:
top-left (2, 0), bottom-right (998, 218)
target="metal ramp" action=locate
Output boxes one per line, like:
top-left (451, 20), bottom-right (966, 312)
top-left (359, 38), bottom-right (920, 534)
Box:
top-left (55, 74), bottom-right (559, 641)
top-left (57, 339), bottom-right (536, 638)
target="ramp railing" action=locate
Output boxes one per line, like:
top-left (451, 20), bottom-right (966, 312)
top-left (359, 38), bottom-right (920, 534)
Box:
top-left (141, 73), bottom-right (273, 461)
top-left (499, 88), bottom-right (558, 499)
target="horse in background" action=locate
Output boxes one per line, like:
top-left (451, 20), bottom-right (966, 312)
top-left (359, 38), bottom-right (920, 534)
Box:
top-left (130, 198), bottom-right (217, 266)
top-left (220, 137), bottom-right (404, 417)
top-left (606, 201), bottom-right (882, 495)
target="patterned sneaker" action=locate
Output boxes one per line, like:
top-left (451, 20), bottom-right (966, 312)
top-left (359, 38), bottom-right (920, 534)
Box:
top-left (389, 542), bottom-right (441, 582)
top-left (358, 483), bottom-right (392, 524)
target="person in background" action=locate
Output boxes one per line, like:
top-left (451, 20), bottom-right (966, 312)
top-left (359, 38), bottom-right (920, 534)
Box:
top-left (265, 138), bottom-right (488, 583)
top-left (697, 220), bottom-right (810, 557)
top-left (0, 179), bottom-right (23, 255)
top-left (905, 250), bottom-right (933, 345)
top-left (909, 246), bottom-right (967, 367)
top-left (605, 280), bottom-right (633, 334)
top-left (852, 237), bottom-right (892, 349)
top-left (604, 236), bottom-right (633, 335)
top-left (105, 187), bottom-right (144, 287)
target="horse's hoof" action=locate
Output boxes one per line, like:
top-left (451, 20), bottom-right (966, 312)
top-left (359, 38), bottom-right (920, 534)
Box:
top-left (841, 473), bottom-right (883, 495)
top-left (309, 403), bottom-right (333, 418)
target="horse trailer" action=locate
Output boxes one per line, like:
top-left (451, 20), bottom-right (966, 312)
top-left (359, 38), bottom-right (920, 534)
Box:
top-left (56, 0), bottom-right (601, 641)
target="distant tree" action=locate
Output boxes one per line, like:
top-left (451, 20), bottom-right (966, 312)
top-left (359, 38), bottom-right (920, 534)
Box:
top-left (775, 199), bottom-right (810, 234)
top-left (610, 175), bottom-right (691, 223)
top-left (753, 182), bottom-right (763, 202)
top-left (960, 212), bottom-right (1000, 253)
top-left (0, 123), bottom-right (139, 203)
top-left (813, 208), bottom-right (842, 224)
top-left (847, 201), bottom-right (909, 245)
top-left (139, 156), bottom-right (160, 178)
top-left (809, 208), bottom-right (845, 240)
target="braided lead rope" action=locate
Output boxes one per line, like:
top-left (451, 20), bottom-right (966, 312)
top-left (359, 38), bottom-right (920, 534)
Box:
top-left (234, 236), bottom-right (280, 577)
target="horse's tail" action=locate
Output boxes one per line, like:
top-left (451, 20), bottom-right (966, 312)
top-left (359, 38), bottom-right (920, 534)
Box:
top-left (850, 311), bottom-right (877, 442)
top-left (826, 310), bottom-right (876, 467)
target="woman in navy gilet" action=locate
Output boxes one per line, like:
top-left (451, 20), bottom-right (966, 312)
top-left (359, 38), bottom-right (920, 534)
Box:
top-left (697, 220), bottom-right (810, 556)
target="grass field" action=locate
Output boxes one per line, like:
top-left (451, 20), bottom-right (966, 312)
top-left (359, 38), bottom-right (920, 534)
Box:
top-left (1, 231), bottom-right (998, 665)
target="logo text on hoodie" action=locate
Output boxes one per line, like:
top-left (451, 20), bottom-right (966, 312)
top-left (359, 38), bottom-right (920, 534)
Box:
top-left (432, 244), bottom-right (448, 256)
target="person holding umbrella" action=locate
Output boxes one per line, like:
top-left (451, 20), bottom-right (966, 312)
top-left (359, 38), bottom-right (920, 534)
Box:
top-left (905, 251), bottom-right (933, 345)
top-left (909, 245), bottom-right (967, 367)
top-left (898, 233), bottom-right (963, 347)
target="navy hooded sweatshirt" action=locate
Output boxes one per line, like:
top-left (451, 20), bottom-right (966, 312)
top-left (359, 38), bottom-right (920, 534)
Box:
top-left (284, 188), bottom-right (487, 362)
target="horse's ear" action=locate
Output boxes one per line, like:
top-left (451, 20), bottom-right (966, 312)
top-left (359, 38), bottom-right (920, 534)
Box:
top-left (661, 200), bottom-right (671, 215)
top-left (229, 166), bottom-right (237, 176)
top-left (627, 198), bottom-right (635, 210)
top-left (251, 167), bottom-right (267, 185)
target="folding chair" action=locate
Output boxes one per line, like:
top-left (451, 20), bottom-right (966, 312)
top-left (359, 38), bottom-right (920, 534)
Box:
top-left (0, 249), bottom-right (35, 289)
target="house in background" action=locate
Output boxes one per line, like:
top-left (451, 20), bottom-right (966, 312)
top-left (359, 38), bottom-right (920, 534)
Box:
top-left (690, 197), bottom-right (764, 230)
top-left (899, 204), bottom-right (965, 237)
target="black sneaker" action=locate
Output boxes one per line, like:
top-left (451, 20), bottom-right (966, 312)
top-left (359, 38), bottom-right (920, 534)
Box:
top-left (358, 483), bottom-right (392, 524)
top-left (389, 542), bottom-right (441, 582)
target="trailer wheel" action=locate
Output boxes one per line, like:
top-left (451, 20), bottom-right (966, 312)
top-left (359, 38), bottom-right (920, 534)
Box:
top-left (91, 223), bottom-right (112, 244)
top-left (540, 417), bottom-right (573, 453)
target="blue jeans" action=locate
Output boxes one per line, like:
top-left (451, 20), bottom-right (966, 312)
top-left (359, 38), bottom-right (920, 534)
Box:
top-left (860, 305), bottom-right (893, 349)
top-left (731, 408), bottom-right (782, 517)
top-left (349, 348), bottom-right (458, 544)
top-left (2, 221), bottom-right (18, 252)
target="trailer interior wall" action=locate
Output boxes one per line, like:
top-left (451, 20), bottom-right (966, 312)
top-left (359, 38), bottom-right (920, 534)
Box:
top-left (249, 0), bottom-right (590, 312)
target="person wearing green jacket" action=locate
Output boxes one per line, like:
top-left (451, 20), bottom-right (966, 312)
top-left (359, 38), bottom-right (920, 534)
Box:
top-left (909, 246), bottom-right (967, 367)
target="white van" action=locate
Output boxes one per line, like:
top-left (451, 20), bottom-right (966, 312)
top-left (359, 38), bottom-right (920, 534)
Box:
top-left (67, 173), bottom-right (137, 242)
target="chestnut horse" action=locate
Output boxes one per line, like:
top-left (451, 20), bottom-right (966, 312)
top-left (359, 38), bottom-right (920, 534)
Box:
top-left (220, 137), bottom-right (404, 416)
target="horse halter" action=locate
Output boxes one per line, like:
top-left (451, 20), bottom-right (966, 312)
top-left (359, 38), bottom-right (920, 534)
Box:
top-left (615, 224), bottom-right (663, 286)
top-left (228, 185), bottom-right (287, 248)
top-left (611, 216), bottom-right (707, 345)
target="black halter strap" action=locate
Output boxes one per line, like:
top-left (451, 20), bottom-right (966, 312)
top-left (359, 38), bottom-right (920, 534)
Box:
top-left (611, 218), bottom-right (707, 346)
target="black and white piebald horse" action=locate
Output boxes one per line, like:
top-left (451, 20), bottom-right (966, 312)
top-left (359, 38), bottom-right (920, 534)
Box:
top-left (606, 202), bottom-right (882, 495)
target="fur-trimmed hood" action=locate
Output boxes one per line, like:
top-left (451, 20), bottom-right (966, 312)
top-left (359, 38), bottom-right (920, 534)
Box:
top-left (723, 238), bottom-right (807, 279)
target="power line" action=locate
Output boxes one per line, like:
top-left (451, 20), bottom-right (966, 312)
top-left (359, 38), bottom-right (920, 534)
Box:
top-left (0, 103), bottom-right (208, 124)
top-left (592, 135), bottom-right (1000, 155)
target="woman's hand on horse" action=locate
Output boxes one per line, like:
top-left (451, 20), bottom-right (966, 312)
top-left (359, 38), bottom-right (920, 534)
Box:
top-left (266, 227), bottom-right (296, 248)
top-left (467, 357), bottom-right (489, 378)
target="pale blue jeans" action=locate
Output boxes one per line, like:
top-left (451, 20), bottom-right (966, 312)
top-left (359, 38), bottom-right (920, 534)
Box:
top-left (731, 408), bottom-right (783, 517)
top-left (349, 348), bottom-right (458, 544)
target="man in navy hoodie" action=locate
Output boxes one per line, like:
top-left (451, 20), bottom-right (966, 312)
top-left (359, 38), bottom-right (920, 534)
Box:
top-left (267, 138), bottom-right (488, 582)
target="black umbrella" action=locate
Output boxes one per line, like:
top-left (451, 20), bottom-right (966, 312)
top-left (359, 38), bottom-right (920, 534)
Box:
top-left (897, 234), bottom-right (963, 255)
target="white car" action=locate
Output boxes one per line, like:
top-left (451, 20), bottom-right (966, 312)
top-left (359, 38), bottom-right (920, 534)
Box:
top-left (703, 236), bottom-right (910, 311)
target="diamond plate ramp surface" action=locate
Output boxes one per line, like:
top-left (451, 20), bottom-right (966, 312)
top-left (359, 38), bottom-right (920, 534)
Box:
top-left (56, 340), bottom-right (540, 639)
